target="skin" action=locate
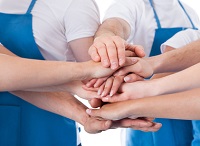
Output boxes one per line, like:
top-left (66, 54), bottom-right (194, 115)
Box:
top-left (0, 43), bottom-right (117, 92)
top-left (87, 88), bottom-right (200, 120)
top-left (89, 18), bottom-right (132, 69)
top-left (0, 38), bottom-right (156, 132)
top-left (85, 40), bottom-right (200, 122)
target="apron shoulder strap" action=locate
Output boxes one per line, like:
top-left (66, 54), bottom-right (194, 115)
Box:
top-left (26, 0), bottom-right (37, 14)
top-left (148, 0), bottom-right (161, 28)
top-left (178, 0), bottom-right (196, 29)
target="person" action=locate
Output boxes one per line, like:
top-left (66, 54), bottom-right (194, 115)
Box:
top-left (0, 0), bottom-right (108, 145)
top-left (0, 0), bottom-right (157, 145)
top-left (87, 0), bottom-right (200, 145)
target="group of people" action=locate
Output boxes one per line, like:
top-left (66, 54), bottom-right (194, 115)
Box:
top-left (0, 0), bottom-right (200, 146)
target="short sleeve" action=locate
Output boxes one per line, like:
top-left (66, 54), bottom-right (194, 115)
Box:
top-left (64, 0), bottom-right (100, 42)
top-left (161, 29), bottom-right (200, 53)
top-left (103, 0), bottom-right (143, 39)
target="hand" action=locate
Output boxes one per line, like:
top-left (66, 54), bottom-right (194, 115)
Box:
top-left (86, 100), bottom-right (135, 120)
top-left (86, 101), bottom-right (162, 132)
top-left (88, 35), bottom-right (145, 69)
top-left (114, 57), bottom-right (153, 82)
top-left (67, 81), bottom-right (101, 100)
top-left (85, 57), bottom-right (138, 80)
top-left (101, 80), bottom-right (156, 103)
top-left (97, 75), bottom-right (124, 97)
top-left (83, 115), bottom-right (161, 133)
top-left (111, 118), bottom-right (162, 132)
top-left (83, 116), bottom-right (112, 134)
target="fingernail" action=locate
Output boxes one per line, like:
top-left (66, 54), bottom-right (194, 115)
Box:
top-left (110, 91), bottom-right (114, 97)
top-left (131, 58), bottom-right (137, 63)
top-left (86, 109), bottom-right (91, 114)
top-left (103, 60), bottom-right (109, 67)
top-left (102, 97), bottom-right (109, 102)
top-left (95, 56), bottom-right (100, 61)
top-left (111, 62), bottom-right (118, 70)
top-left (97, 90), bottom-right (101, 95)
top-left (94, 83), bottom-right (98, 88)
top-left (101, 91), bottom-right (106, 97)
top-left (119, 58), bottom-right (124, 66)
top-left (86, 83), bottom-right (91, 87)
top-left (124, 76), bottom-right (130, 82)
top-left (105, 121), bottom-right (111, 127)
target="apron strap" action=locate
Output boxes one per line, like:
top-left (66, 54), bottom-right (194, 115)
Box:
top-left (148, 0), bottom-right (161, 28)
top-left (178, 0), bottom-right (196, 29)
top-left (26, 0), bottom-right (37, 14)
top-left (149, 0), bottom-right (197, 29)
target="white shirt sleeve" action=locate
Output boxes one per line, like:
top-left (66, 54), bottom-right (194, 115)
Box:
top-left (103, 0), bottom-right (143, 39)
top-left (64, 0), bottom-right (100, 42)
top-left (161, 29), bottom-right (200, 53)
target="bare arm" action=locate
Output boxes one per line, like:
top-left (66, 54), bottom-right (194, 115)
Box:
top-left (11, 91), bottom-right (113, 134)
top-left (0, 45), bottom-right (115, 91)
top-left (87, 88), bottom-right (200, 120)
top-left (88, 18), bottom-right (145, 69)
top-left (148, 39), bottom-right (200, 73)
top-left (95, 18), bottom-right (131, 40)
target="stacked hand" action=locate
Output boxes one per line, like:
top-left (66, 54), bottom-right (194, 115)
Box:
top-left (81, 35), bottom-right (161, 132)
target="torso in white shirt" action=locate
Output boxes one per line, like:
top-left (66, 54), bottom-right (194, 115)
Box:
top-left (0, 0), bottom-right (100, 61)
top-left (104, 0), bottom-right (200, 56)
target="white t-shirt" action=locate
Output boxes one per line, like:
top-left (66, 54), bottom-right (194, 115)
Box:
top-left (161, 29), bottom-right (200, 52)
top-left (103, 0), bottom-right (200, 56)
top-left (0, 0), bottom-right (100, 61)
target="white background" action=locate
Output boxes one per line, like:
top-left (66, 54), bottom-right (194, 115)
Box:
top-left (80, 0), bottom-right (200, 146)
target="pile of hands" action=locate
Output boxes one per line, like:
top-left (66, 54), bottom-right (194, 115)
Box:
top-left (80, 36), bottom-right (162, 133)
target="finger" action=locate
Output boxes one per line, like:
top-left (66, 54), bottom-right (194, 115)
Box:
top-left (124, 74), bottom-right (144, 82)
top-left (85, 78), bottom-right (98, 88)
top-left (142, 117), bottom-right (155, 122)
top-left (84, 119), bottom-right (112, 134)
top-left (97, 82), bottom-right (106, 96)
top-left (123, 57), bottom-right (138, 66)
top-left (94, 77), bottom-right (108, 88)
top-left (88, 45), bottom-right (101, 62)
top-left (111, 118), bottom-right (154, 129)
top-left (105, 39), bottom-right (119, 70)
top-left (86, 108), bottom-right (102, 118)
top-left (110, 76), bottom-right (124, 96)
top-left (95, 42), bottom-right (110, 68)
top-left (125, 44), bottom-right (145, 58)
top-left (102, 93), bottom-right (128, 103)
top-left (113, 36), bottom-right (126, 66)
top-left (115, 60), bottom-right (141, 76)
top-left (101, 76), bottom-right (114, 97)
top-left (89, 99), bottom-right (104, 108)
top-left (82, 85), bottom-right (98, 92)
top-left (125, 50), bottom-right (136, 57)
top-left (131, 122), bottom-right (162, 132)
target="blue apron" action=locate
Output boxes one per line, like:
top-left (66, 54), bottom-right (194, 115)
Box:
top-left (125, 0), bottom-right (197, 146)
top-left (0, 1), bottom-right (78, 146)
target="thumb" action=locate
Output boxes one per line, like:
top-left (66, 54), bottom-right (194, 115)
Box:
top-left (101, 93), bottom-right (127, 103)
top-left (125, 43), bottom-right (145, 58)
top-left (124, 57), bottom-right (138, 66)
top-left (86, 108), bottom-right (102, 117)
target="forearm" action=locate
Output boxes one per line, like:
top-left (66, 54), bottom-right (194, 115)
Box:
top-left (0, 45), bottom-right (100, 91)
top-left (95, 18), bottom-right (130, 40)
top-left (11, 91), bottom-right (88, 125)
top-left (0, 55), bottom-right (88, 91)
top-left (148, 39), bottom-right (200, 73)
top-left (150, 62), bottom-right (200, 95)
top-left (130, 88), bottom-right (200, 120)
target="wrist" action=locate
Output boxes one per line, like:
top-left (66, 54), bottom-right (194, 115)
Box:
top-left (144, 79), bottom-right (161, 97)
top-left (95, 32), bottom-right (116, 39)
